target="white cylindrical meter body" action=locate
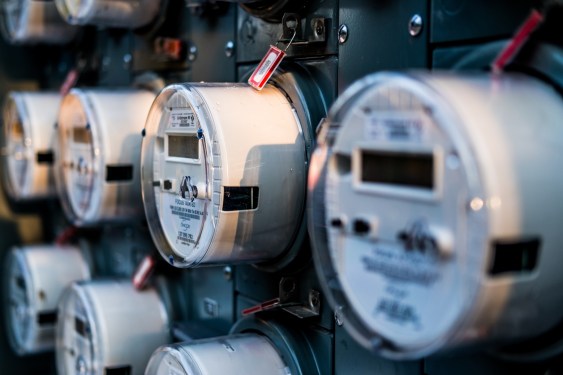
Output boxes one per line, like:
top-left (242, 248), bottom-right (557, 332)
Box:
top-left (2, 92), bottom-right (60, 200)
top-left (55, 0), bottom-right (161, 28)
top-left (145, 334), bottom-right (290, 375)
top-left (3, 245), bottom-right (90, 355)
top-left (141, 83), bottom-right (307, 267)
top-left (0, 0), bottom-right (77, 44)
top-left (55, 89), bottom-right (155, 226)
top-left (56, 280), bottom-right (170, 375)
top-left (310, 72), bottom-right (563, 358)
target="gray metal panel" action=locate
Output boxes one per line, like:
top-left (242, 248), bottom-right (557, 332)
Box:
top-left (424, 353), bottom-right (549, 375)
top-left (430, 0), bottom-right (538, 44)
top-left (236, 0), bottom-right (339, 63)
top-left (338, 0), bottom-right (428, 94)
top-left (188, 4), bottom-right (237, 82)
top-left (335, 325), bottom-right (423, 375)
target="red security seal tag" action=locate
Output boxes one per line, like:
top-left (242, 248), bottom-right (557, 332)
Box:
top-left (132, 255), bottom-right (155, 290)
top-left (248, 45), bottom-right (286, 91)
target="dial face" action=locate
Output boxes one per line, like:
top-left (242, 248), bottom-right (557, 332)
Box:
top-left (58, 287), bottom-right (96, 375)
top-left (149, 91), bottom-right (212, 265)
top-left (58, 95), bottom-right (100, 222)
top-left (4, 102), bottom-right (30, 195)
top-left (7, 251), bottom-right (32, 351)
top-left (325, 79), bottom-right (487, 352)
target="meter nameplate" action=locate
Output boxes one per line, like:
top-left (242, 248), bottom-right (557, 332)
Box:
top-left (169, 109), bottom-right (198, 129)
top-left (365, 112), bottom-right (425, 142)
top-left (159, 195), bottom-right (205, 254)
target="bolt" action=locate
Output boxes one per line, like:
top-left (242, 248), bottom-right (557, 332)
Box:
top-left (188, 45), bottom-right (198, 62)
top-left (223, 266), bottom-right (232, 281)
top-left (408, 14), bottom-right (423, 37)
top-left (338, 24), bottom-right (349, 44)
top-left (224, 40), bottom-right (235, 58)
top-left (314, 19), bottom-right (324, 36)
top-left (123, 53), bottom-right (132, 69)
top-left (335, 305), bottom-right (344, 326)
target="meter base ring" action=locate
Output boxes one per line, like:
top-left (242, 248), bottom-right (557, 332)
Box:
top-left (250, 62), bottom-right (327, 273)
top-left (231, 315), bottom-right (321, 375)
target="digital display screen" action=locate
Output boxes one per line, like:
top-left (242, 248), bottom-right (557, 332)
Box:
top-left (73, 128), bottom-right (91, 144)
top-left (361, 150), bottom-right (433, 189)
top-left (168, 135), bottom-right (199, 159)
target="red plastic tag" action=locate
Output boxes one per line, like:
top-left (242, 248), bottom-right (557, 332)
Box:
top-left (59, 68), bottom-right (79, 96)
top-left (492, 9), bottom-right (544, 73)
top-left (248, 45), bottom-right (286, 91)
top-left (132, 255), bottom-right (155, 290)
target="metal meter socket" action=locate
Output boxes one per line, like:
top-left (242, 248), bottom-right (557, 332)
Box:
top-left (2, 92), bottom-right (60, 200)
top-left (55, 0), bottom-right (162, 28)
top-left (3, 245), bottom-right (90, 355)
top-left (0, 0), bottom-right (77, 43)
top-left (55, 89), bottom-right (155, 226)
top-left (141, 83), bottom-right (308, 268)
top-left (310, 71), bottom-right (563, 358)
top-left (56, 280), bottom-right (170, 375)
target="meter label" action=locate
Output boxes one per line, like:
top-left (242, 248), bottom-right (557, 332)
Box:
top-left (336, 235), bottom-right (460, 343)
top-left (161, 193), bottom-right (204, 249)
top-left (366, 112), bottom-right (424, 142)
top-left (169, 109), bottom-right (197, 129)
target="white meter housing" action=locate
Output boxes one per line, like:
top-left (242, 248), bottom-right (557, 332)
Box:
top-left (55, 0), bottom-right (161, 28)
top-left (55, 89), bottom-right (155, 226)
top-left (0, 0), bottom-right (77, 44)
top-left (56, 280), bottom-right (170, 375)
top-left (145, 334), bottom-right (289, 375)
top-left (310, 72), bottom-right (563, 358)
top-left (2, 92), bottom-right (60, 200)
top-left (3, 245), bottom-right (90, 355)
top-left (141, 83), bottom-right (307, 267)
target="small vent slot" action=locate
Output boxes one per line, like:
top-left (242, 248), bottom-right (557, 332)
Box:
top-left (106, 165), bottom-right (133, 182)
top-left (75, 317), bottom-right (88, 337)
top-left (105, 366), bottom-right (132, 375)
top-left (36, 150), bottom-right (54, 164)
top-left (489, 237), bottom-right (540, 276)
top-left (223, 187), bottom-right (259, 211)
top-left (37, 311), bottom-right (57, 325)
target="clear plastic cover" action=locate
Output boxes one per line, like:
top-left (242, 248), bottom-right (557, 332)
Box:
top-left (3, 245), bottom-right (90, 355)
top-left (56, 280), bottom-right (170, 375)
top-left (0, 0), bottom-right (77, 44)
top-left (55, 89), bottom-right (155, 226)
top-left (141, 83), bottom-right (307, 267)
top-left (310, 72), bottom-right (563, 358)
top-left (55, 0), bottom-right (162, 28)
top-left (145, 333), bottom-right (290, 375)
top-left (1, 92), bottom-right (60, 200)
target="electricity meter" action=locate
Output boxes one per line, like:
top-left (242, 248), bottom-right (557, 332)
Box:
top-left (2, 92), bottom-right (60, 200)
top-left (0, 0), bottom-right (77, 44)
top-left (141, 83), bottom-right (309, 268)
top-left (56, 280), bottom-right (170, 375)
top-left (310, 71), bottom-right (563, 358)
top-left (145, 334), bottom-right (289, 375)
top-left (55, 0), bottom-right (161, 28)
top-left (55, 89), bottom-right (155, 226)
top-left (3, 245), bottom-right (90, 355)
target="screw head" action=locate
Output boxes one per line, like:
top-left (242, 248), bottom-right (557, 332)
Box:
top-left (188, 45), bottom-right (198, 62)
top-left (223, 266), bottom-right (232, 280)
top-left (408, 14), bottom-right (423, 37)
top-left (224, 40), bottom-right (235, 58)
top-left (314, 20), bottom-right (324, 36)
top-left (338, 24), bottom-right (349, 44)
